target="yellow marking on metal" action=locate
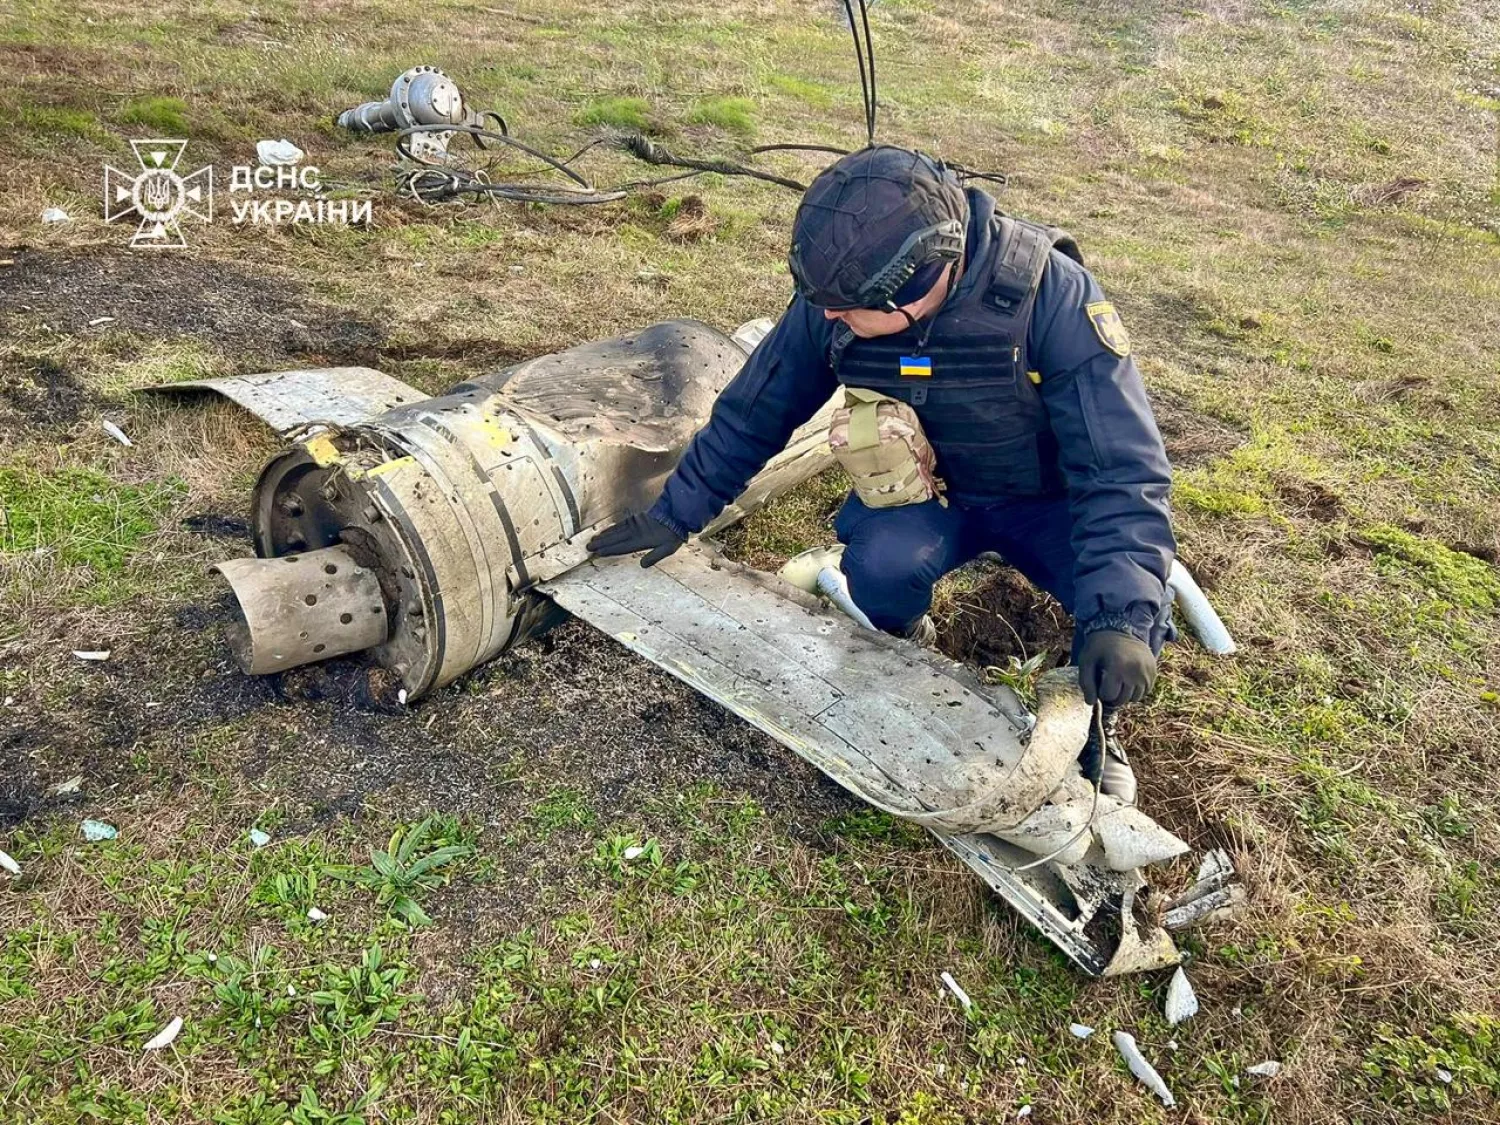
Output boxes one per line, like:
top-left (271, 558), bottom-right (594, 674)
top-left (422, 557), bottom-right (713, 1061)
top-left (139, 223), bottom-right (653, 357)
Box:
top-left (1028, 370), bottom-right (1042, 385)
top-left (303, 434), bottom-right (342, 467)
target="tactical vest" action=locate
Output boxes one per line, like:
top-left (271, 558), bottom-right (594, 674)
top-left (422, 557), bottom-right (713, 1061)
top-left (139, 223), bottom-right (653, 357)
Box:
top-left (830, 215), bottom-right (1084, 506)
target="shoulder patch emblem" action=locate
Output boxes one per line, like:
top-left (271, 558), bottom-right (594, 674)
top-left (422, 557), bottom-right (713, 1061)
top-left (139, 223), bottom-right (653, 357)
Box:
top-left (1086, 301), bottom-right (1131, 358)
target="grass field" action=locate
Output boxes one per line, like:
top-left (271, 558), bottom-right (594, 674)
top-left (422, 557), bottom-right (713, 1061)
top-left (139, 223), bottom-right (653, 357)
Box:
top-left (2, 0), bottom-right (1499, 1121)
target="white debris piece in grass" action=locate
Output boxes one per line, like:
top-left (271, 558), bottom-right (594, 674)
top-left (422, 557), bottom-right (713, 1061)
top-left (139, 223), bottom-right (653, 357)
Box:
top-left (73, 650), bottom-right (111, 661)
top-left (1112, 1031), bottom-right (1176, 1108)
top-left (770, 1041), bottom-right (784, 1056)
top-left (256, 139), bottom-right (304, 165)
top-left (248, 828), bottom-right (271, 848)
top-left (101, 419), bottom-right (133, 446)
top-left (0, 850), bottom-right (20, 876)
top-left (1165, 966), bottom-right (1199, 1026)
top-left (1017, 1106), bottom-right (1033, 1118)
top-left (54, 776), bottom-right (83, 795)
top-left (621, 845), bottom-right (646, 861)
top-left (143, 1016), bottom-right (183, 1051)
top-left (1436, 1067), bottom-right (1453, 1084)
top-left (1246, 1061), bottom-right (1282, 1079)
top-left (1069, 1023), bottom-right (1095, 1039)
top-left (398, 688), bottom-right (408, 705)
top-left (940, 971), bottom-right (973, 1011)
top-left (88, 316), bottom-right (116, 328)
top-left (41, 207), bottom-right (71, 223)
top-left (306, 906), bottom-right (328, 922)
top-left (81, 819), bottom-right (118, 842)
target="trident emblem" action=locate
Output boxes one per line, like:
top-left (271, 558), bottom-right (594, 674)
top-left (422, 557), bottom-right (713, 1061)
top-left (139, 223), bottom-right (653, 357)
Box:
top-left (104, 140), bottom-right (213, 249)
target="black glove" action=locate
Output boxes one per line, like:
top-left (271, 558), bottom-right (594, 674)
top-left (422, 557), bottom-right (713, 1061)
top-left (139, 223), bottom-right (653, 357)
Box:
top-left (586, 512), bottom-right (685, 568)
top-left (1077, 629), bottom-right (1157, 707)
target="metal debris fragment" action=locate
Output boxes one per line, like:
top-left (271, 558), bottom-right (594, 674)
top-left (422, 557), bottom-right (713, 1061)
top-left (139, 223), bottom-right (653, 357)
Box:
top-left (73, 650), bottom-right (111, 661)
top-left (622, 845), bottom-right (646, 861)
top-left (1112, 1031), bottom-right (1176, 1108)
top-left (1246, 1061), bottom-right (1282, 1079)
top-left (1164, 966), bottom-right (1199, 1026)
top-left (940, 971), bottom-right (973, 1011)
top-left (88, 316), bottom-right (116, 328)
top-left (1436, 1067), bottom-right (1452, 1084)
top-left (1164, 848), bottom-right (1246, 931)
top-left (101, 419), bottom-right (133, 446)
top-left (0, 850), bottom-right (20, 876)
top-left (306, 906), bottom-right (328, 922)
top-left (81, 819), bottom-right (118, 842)
top-left (1069, 1023), bottom-right (1095, 1039)
top-left (248, 828), bottom-right (271, 848)
top-left (143, 1016), bottom-right (183, 1051)
top-left (41, 207), bottom-right (70, 223)
top-left (1017, 1106), bottom-right (1032, 1119)
top-left (54, 776), bottom-right (83, 795)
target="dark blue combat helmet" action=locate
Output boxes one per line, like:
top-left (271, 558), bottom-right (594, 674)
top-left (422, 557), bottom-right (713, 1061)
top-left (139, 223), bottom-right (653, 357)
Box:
top-left (788, 145), bottom-right (968, 312)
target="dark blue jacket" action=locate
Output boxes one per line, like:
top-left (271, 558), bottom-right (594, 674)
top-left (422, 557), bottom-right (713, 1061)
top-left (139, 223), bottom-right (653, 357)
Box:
top-left (650, 189), bottom-right (1175, 644)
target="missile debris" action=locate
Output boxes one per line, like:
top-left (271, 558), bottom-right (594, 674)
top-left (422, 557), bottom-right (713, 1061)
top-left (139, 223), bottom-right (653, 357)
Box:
top-left (1112, 1031), bottom-right (1176, 1108)
top-left (143, 1016), bottom-right (184, 1051)
top-left (146, 317), bottom-right (1225, 976)
top-left (1164, 966), bottom-right (1199, 1026)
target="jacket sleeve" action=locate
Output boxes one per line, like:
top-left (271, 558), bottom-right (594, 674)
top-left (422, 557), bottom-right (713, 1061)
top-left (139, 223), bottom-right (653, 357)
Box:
top-left (1029, 251), bottom-right (1176, 645)
top-left (650, 299), bottom-right (838, 537)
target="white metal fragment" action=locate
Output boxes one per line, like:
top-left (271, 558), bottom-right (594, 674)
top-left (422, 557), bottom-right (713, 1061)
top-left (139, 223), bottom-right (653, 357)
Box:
top-left (1017, 1107), bottom-right (1032, 1118)
top-left (143, 1016), bottom-right (183, 1051)
top-left (1165, 966), bottom-right (1199, 1026)
top-left (621, 845), bottom-right (645, 861)
top-left (397, 688), bottom-right (408, 705)
top-left (770, 1041), bottom-right (784, 1055)
top-left (1112, 1031), bottom-right (1176, 1108)
top-left (256, 138), bottom-right (304, 165)
top-left (73, 650), bottom-right (111, 661)
top-left (1246, 1061), bottom-right (1282, 1078)
top-left (206, 952), bottom-right (217, 963)
top-left (287, 984), bottom-right (297, 997)
top-left (940, 971), bottom-right (973, 1011)
top-left (248, 828), bottom-right (271, 848)
top-left (0, 849), bottom-right (20, 876)
top-left (101, 420), bottom-right (133, 446)
top-left (41, 207), bottom-right (71, 223)
top-left (2, 696), bottom-right (12, 706)
top-left (1069, 1023), bottom-right (1095, 1039)
top-left (88, 316), bottom-right (116, 328)
top-left (54, 776), bottom-right (83, 795)
top-left (81, 819), bottom-right (118, 842)
top-left (306, 906), bottom-right (328, 922)
top-left (1436, 1067), bottom-right (1452, 1084)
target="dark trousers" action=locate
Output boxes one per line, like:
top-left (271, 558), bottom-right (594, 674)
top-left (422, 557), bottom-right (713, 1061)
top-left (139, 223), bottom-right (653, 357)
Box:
top-left (834, 492), bottom-right (1089, 658)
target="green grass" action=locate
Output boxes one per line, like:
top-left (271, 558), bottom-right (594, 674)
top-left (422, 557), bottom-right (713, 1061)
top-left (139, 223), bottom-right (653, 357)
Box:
top-left (574, 95), bottom-right (653, 131)
top-left (117, 95), bottom-right (190, 135)
top-left (686, 95), bottom-right (757, 135)
top-left (0, 466), bottom-right (181, 572)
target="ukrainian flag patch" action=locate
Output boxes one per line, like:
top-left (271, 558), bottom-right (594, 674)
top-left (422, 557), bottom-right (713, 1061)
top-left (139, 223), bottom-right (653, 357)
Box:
top-left (899, 356), bottom-right (932, 378)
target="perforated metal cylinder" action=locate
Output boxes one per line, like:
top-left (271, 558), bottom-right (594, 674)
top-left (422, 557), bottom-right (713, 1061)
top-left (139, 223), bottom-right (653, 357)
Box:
top-left (212, 545), bottom-right (389, 674)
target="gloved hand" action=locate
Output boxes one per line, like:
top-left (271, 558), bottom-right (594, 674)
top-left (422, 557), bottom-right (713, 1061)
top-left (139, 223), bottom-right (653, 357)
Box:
top-left (586, 512), bottom-right (685, 568)
top-left (1077, 629), bottom-right (1157, 707)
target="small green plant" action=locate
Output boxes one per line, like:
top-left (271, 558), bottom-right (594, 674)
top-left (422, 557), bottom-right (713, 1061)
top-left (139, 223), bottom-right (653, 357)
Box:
top-left (309, 946), bottom-right (408, 1050)
top-left (330, 816), bottom-right (472, 927)
top-left (983, 650), bottom-right (1050, 708)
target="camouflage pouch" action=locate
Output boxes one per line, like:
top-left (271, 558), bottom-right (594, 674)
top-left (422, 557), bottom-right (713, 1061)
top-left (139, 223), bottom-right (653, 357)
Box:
top-left (827, 387), bottom-right (946, 509)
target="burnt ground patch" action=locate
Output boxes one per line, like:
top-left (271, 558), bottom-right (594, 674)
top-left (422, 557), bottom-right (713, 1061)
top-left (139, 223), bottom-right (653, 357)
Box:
top-left (0, 248), bottom-right (384, 362)
top-left (0, 354), bottom-right (86, 429)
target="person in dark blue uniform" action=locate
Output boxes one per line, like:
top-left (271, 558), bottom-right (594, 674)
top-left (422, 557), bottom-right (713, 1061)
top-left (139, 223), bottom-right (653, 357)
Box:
top-left (589, 147), bottom-right (1175, 745)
